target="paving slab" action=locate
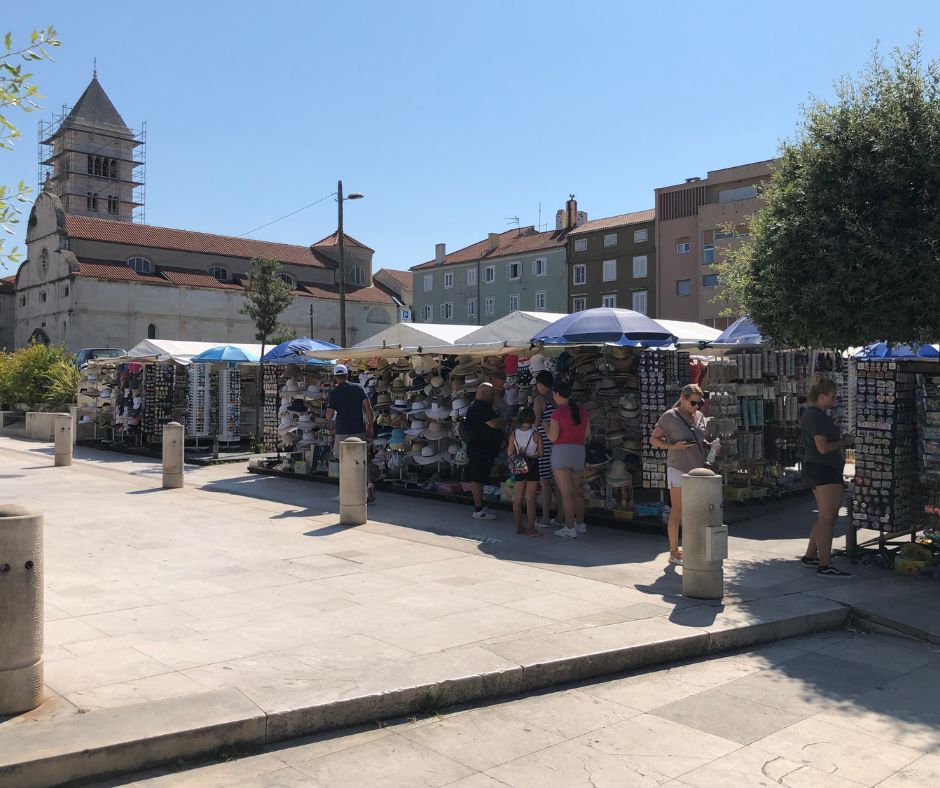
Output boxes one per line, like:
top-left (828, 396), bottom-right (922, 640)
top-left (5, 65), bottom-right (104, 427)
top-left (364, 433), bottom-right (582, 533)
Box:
top-left (0, 435), bottom-right (934, 786)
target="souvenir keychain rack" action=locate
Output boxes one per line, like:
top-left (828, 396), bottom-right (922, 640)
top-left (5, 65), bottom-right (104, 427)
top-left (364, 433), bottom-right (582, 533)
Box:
top-left (849, 359), bottom-right (931, 557)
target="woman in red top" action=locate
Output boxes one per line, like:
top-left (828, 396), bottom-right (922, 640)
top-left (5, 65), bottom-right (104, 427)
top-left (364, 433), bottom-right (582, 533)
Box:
top-left (547, 381), bottom-right (591, 538)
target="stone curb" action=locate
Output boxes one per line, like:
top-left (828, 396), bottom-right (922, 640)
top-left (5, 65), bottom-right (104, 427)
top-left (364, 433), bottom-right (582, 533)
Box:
top-left (0, 601), bottom-right (848, 787)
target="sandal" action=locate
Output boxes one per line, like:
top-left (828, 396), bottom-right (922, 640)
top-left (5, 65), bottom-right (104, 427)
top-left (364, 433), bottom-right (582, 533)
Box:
top-left (523, 528), bottom-right (543, 537)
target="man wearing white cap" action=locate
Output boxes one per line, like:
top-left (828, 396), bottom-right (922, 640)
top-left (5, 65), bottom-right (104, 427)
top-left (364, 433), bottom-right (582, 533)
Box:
top-left (327, 364), bottom-right (375, 472)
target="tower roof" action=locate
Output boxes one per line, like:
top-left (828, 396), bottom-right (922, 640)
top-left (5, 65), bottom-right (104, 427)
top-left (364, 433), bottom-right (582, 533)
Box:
top-left (64, 76), bottom-right (129, 130)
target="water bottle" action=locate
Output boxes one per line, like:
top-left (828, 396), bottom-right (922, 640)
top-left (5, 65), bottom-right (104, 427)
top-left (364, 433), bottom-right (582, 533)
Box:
top-left (707, 438), bottom-right (721, 465)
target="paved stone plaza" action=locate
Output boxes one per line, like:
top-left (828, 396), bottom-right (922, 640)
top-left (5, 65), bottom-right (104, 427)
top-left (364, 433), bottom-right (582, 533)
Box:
top-left (0, 434), bottom-right (937, 785)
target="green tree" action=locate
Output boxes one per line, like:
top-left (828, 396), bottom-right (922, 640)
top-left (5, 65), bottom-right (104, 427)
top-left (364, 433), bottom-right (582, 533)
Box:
top-left (718, 37), bottom-right (940, 349)
top-left (1, 26), bottom-right (61, 268)
top-left (269, 325), bottom-right (298, 346)
top-left (241, 257), bottom-right (294, 439)
top-left (0, 341), bottom-right (74, 408)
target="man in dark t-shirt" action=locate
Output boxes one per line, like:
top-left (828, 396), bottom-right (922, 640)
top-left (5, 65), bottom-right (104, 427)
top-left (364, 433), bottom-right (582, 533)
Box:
top-left (326, 364), bottom-right (374, 458)
top-left (466, 382), bottom-right (504, 520)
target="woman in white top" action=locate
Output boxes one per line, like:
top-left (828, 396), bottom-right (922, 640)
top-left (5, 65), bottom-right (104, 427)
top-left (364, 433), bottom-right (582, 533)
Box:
top-left (507, 406), bottom-right (544, 536)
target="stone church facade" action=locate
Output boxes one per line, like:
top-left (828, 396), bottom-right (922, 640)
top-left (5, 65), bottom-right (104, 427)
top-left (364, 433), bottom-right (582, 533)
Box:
top-left (15, 77), bottom-right (402, 352)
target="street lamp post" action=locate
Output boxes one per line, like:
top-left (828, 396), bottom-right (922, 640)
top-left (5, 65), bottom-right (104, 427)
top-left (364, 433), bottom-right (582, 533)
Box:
top-left (336, 179), bottom-right (363, 348)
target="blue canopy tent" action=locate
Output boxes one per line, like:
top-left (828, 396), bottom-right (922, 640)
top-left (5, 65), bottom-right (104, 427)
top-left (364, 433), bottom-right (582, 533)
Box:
top-left (713, 316), bottom-right (764, 346)
top-left (852, 342), bottom-right (939, 359)
top-left (261, 338), bottom-right (339, 365)
top-left (191, 345), bottom-right (261, 363)
top-left (531, 308), bottom-right (677, 347)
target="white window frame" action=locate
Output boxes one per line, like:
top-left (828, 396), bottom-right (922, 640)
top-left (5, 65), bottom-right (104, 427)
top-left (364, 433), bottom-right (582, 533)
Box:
top-left (602, 259), bottom-right (617, 282)
top-left (633, 228), bottom-right (648, 243)
top-left (571, 296), bottom-right (587, 312)
top-left (440, 301), bottom-right (454, 320)
top-left (603, 233), bottom-right (617, 247)
top-left (534, 290), bottom-right (546, 310)
top-left (632, 289), bottom-right (648, 314)
top-left (676, 279), bottom-right (692, 297)
top-left (484, 296), bottom-right (495, 316)
top-left (128, 256), bottom-right (153, 274)
top-left (349, 266), bottom-right (365, 285)
top-left (420, 304), bottom-right (432, 321)
top-left (574, 238), bottom-right (588, 252)
top-left (506, 262), bottom-right (521, 280)
top-left (276, 271), bottom-right (295, 287)
top-left (532, 257), bottom-right (547, 277)
top-left (703, 244), bottom-right (715, 265)
top-left (467, 297), bottom-right (477, 319)
top-left (632, 255), bottom-right (647, 278)
top-left (573, 264), bottom-right (587, 286)
top-left (466, 267), bottom-right (477, 286)
top-left (601, 293), bottom-right (617, 308)
top-left (676, 241), bottom-right (691, 254)
top-left (483, 265), bottom-right (495, 284)
top-left (423, 274), bottom-right (433, 292)
top-left (509, 293), bottom-right (520, 311)
top-left (443, 271), bottom-right (454, 289)
top-left (207, 266), bottom-right (230, 282)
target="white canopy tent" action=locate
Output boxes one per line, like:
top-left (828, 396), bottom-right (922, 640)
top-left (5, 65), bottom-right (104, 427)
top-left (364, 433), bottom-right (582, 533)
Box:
top-left (125, 339), bottom-right (264, 365)
top-left (655, 320), bottom-right (723, 347)
top-left (305, 322), bottom-right (477, 361)
top-left (456, 312), bottom-right (567, 346)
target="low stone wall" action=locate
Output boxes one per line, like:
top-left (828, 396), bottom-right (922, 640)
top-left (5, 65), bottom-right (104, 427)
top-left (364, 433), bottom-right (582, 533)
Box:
top-left (25, 412), bottom-right (66, 441)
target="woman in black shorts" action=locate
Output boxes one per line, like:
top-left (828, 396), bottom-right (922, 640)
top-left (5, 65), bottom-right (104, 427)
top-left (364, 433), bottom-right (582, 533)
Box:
top-left (801, 378), bottom-right (854, 578)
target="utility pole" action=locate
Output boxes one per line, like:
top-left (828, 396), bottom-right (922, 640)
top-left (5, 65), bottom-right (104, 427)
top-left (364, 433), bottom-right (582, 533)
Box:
top-left (337, 179), bottom-right (347, 348)
top-left (309, 303), bottom-right (314, 339)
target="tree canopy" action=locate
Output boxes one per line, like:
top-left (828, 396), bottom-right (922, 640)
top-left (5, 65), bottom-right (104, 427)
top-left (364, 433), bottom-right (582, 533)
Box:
top-left (1, 26), bottom-right (61, 268)
top-left (718, 38), bottom-right (940, 349)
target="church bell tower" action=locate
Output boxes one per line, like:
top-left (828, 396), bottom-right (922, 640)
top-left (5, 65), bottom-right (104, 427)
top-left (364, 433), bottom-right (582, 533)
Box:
top-left (38, 71), bottom-right (145, 222)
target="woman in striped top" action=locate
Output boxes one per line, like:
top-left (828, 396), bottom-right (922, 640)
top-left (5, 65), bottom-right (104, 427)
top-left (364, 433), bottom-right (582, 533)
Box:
top-left (533, 370), bottom-right (556, 527)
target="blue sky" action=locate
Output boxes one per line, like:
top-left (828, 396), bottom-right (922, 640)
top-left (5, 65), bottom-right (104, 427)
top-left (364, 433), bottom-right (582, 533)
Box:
top-left (5, 1), bottom-right (938, 272)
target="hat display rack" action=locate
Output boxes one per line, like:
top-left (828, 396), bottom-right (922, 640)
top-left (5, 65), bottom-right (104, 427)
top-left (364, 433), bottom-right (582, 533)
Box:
top-left (76, 360), bottom-right (121, 443)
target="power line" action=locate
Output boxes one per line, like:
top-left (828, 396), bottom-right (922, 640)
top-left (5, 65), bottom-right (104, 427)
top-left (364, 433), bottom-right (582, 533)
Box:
top-left (236, 192), bottom-right (336, 237)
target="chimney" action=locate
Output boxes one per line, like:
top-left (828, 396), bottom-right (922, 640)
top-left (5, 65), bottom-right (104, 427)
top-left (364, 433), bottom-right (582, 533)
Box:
top-left (685, 177), bottom-right (702, 183)
top-left (434, 243), bottom-right (446, 265)
top-left (566, 194), bottom-right (577, 229)
top-left (487, 233), bottom-right (500, 251)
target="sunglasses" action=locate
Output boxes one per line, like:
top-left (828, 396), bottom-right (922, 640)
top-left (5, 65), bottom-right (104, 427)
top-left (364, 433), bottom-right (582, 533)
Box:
top-left (689, 400), bottom-right (704, 407)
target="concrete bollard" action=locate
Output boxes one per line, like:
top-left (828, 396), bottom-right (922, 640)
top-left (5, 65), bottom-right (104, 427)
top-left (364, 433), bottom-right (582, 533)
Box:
top-left (0, 505), bottom-right (44, 714)
top-left (681, 468), bottom-right (728, 600)
top-left (162, 422), bottom-right (185, 489)
top-left (339, 437), bottom-right (368, 525)
top-left (53, 414), bottom-right (73, 467)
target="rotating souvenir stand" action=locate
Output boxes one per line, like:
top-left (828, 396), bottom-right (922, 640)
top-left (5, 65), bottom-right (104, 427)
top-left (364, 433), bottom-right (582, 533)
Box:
top-left (916, 371), bottom-right (940, 541)
top-left (217, 368), bottom-right (240, 444)
top-left (186, 363), bottom-right (211, 444)
top-left (639, 349), bottom-right (690, 492)
top-left (705, 349), bottom-right (810, 500)
top-left (261, 364), bottom-right (286, 452)
top-left (76, 362), bottom-right (119, 443)
top-left (141, 363), bottom-right (176, 443)
top-left (110, 362), bottom-right (144, 446)
top-left (851, 359), bottom-right (930, 557)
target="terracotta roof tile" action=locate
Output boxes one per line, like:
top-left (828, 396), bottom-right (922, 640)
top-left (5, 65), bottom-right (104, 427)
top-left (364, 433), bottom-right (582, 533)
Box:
top-left (66, 215), bottom-right (334, 268)
top-left (76, 261), bottom-right (171, 284)
top-left (411, 227), bottom-right (567, 271)
top-left (0, 275), bottom-right (15, 294)
top-left (302, 283), bottom-right (396, 305)
top-left (567, 209), bottom-right (655, 236)
top-left (375, 268), bottom-right (413, 289)
top-left (160, 268), bottom-right (244, 290)
top-left (311, 231), bottom-right (374, 252)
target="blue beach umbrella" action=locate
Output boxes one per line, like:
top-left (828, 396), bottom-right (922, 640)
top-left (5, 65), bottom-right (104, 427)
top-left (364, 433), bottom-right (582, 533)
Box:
top-left (261, 337), bottom-right (339, 365)
top-left (191, 345), bottom-right (260, 363)
top-left (531, 307), bottom-right (676, 347)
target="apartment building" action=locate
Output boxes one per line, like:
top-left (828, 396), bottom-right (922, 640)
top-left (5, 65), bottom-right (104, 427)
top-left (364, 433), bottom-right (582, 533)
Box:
top-left (565, 208), bottom-right (656, 315)
top-left (655, 160), bottom-right (773, 327)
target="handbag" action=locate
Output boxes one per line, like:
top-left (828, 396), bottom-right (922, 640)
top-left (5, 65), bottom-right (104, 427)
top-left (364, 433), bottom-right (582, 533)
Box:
top-left (508, 430), bottom-right (534, 477)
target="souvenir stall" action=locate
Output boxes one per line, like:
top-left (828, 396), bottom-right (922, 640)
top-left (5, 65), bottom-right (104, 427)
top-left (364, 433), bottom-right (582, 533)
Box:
top-left (849, 344), bottom-right (940, 572)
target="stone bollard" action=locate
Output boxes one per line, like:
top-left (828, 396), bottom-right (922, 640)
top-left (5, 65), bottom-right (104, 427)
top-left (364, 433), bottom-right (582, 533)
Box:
top-left (54, 413), bottom-right (73, 467)
top-left (162, 422), bottom-right (185, 489)
top-left (339, 437), bottom-right (367, 525)
top-left (0, 505), bottom-right (44, 714)
top-left (681, 468), bottom-right (728, 600)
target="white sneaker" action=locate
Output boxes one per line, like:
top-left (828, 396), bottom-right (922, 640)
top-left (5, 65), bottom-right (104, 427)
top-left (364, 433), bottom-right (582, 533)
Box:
top-left (554, 526), bottom-right (577, 538)
top-left (575, 521), bottom-right (587, 535)
top-left (472, 508), bottom-right (497, 520)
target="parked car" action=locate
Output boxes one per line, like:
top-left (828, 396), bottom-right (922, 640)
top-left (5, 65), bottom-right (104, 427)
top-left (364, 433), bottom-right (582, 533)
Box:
top-left (73, 348), bottom-right (126, 369)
